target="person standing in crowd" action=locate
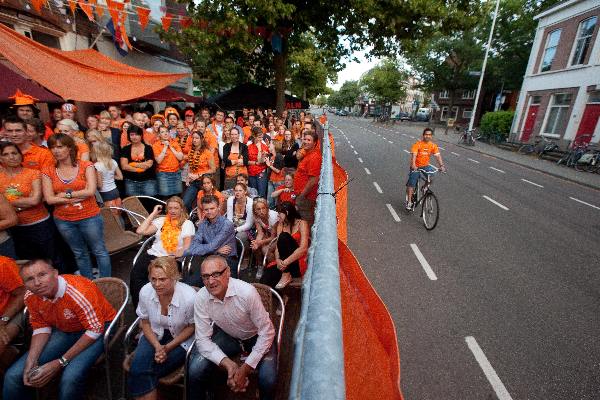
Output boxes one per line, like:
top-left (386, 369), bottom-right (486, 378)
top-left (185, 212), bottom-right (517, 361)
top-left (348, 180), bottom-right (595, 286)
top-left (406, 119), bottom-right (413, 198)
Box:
top-left (226, 183), bottom-right (254, 250)
top-left (56, 119), bottom-right (90, 161)
top-left (294, 130), bottom-right (321, 226)
top-left (25, 118), bottom-right (47, 148)
top-left (44, 106), bottom-right (63, 140)
top-left (222, 127), bottom-right (248, 190)
top-left (3, 259), bottom-right (116, 400)
top-left (4, 116), bottom-right (53, 171)
top-left (182, 132), bottom-right (215, 210)
top-left (128, 257), bottom-right (196, 399)
top-left (260, 201), bottom-right (309, 290)
top-left (0, 255), bottom-right (25, 367)
top-left (187, 255), bottom-right (276, 400)
top-left (247, 127), bottom-right (270, 199)
top-left (291, 119), bottom-right (303, 142)
top-left (144, 115), bottom-right (163, 146)
top-left (281, 129), bottom-right (299, 169)
top-left (265, 154), bottom-right (285, 209)
top-left (97, 111), bottom-right (121, 160)
top-left (131, 197), bottom-right (195, 306)
top-left (165, 107), bottom-right (180, 138)
top-left (108, 105), bottom-right (125, 129)
top-left (0, 194), bottom-right (17, 259)
top-left (60, 103), bottom-right (85, 133)
top-left (9, 90), bottom-right (38, 122)
top-left (120, 125), bottom-right (157, 197)
top-left (42, 134), bottom-right (112, 279)
top-left (195, 175), bottom-right (225, 216)
top-left (153, 126), bottom-right (184, 199)
top-left (93, 140), bottom-right (123, 214)
top-left (206, 110), bottom-right (225, 143)
top-left (86, 115), bottom-right (99, 131)
top-left (184, 109), bottom-right (195, 131)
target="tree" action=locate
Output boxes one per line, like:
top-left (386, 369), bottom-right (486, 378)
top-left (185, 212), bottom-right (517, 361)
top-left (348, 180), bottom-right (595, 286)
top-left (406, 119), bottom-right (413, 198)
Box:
top-left (360, 59), bottom-right (408, 105)
top-left (162, 0), bottom-right (483, 113)
top-left (328, 81), bottom-right (361, 110)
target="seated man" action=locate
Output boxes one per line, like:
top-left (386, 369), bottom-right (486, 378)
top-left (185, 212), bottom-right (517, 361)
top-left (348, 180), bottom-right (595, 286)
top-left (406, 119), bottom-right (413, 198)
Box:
top-left (187, 255), bottom-right (276, 400)
top-left (0, 256), bottom-right (26, 368)
top-left (184, 195), bottom-right (239, 282)
top-left (3, 259), bottom-right (116, 400)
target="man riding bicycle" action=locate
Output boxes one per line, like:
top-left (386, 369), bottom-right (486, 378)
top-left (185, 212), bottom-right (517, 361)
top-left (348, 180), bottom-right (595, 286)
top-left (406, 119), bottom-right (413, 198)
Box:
top-left (406, 128), bottom-right (446, 210)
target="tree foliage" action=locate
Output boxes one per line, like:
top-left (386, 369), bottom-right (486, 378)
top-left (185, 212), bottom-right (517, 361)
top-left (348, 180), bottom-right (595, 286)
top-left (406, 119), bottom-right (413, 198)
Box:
top-left (360, 59), bottom-right (408, 105)
top-left (328, 81), bottom-right (361, 110)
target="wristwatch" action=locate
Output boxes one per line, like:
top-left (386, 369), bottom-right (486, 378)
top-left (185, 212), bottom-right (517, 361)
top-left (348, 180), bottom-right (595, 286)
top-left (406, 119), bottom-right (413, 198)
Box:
top-left (0, 316), bottom-right (10, 323)
top-left (58, 356), bottom-right (70, 368)
top-left (65, 189), bottom-right (73, 199)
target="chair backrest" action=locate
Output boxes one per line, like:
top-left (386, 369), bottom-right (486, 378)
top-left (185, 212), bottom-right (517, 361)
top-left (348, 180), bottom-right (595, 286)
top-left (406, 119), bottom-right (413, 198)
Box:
top-left (101, 207), bottom-right (126, 237)
top-left (94, 277), bottom-right (129, 328)
top-left (121, 196), bottom-right (150, 228)
top-left (236, 236), bottom-right (245, 276)
top-left (252, 283), bottom-right (285, 352)
top-left (132, 236), bottom-right (156, 267)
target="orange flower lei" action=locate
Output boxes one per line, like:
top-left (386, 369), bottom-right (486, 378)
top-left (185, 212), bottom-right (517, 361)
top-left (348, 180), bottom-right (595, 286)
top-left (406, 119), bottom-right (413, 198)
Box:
top-left (160, 216), bottom-right (182, 254)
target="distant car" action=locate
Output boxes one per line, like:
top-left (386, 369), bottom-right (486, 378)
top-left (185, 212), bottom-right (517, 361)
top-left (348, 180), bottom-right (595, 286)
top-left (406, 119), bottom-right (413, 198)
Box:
top-left (415, 108), bottom-right (431, 122)
top-left (336, 110), bottom-right (349, 116)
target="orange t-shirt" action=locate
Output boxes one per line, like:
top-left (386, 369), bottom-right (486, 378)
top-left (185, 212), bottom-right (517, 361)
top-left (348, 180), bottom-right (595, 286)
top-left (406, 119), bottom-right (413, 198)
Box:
top-left (275, 184), bottom-right (296, 205)
top-left (242, 127), bottom-right (252, 143)
top-left (202, 129), bottom-right (220, 167)
top-left (26, 275), bottom-right (116, 338)
top-left (269, 167), bottom-right (284, 182)
top-left (0, 168), bottom-right (49, 225)
top-left (294, 148), bottom-right (322, 201)
top-left (21, 144), bottom-right (54, 171)
top-left (0, 256), bottom-right (23, 316)
top-left (247, 142), bottom-right (269, 176)
top-left (42, 161), bottom-right (100, 221)
top-left (152, 140), bottom-right (182, 173)
top-left (225, 149), bottom-right (248, 179)
top-left (196, 189), bottom-right (224, 207)
top-left (186, 148), bottom-right (214, 176)
top-left (410, 141), bottom-right (439, 168)
top-left (75, 140), bottom-right (89, 161)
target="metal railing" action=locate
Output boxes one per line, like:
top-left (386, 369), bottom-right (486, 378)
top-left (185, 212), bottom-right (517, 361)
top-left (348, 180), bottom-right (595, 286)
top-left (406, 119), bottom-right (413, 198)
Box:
top-left (289, 122), bottom-right (346, 399)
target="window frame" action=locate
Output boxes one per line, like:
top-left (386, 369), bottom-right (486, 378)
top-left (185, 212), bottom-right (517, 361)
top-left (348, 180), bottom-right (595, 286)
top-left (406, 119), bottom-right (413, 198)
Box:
top-left (569, 16), bottom-right (598, 66)
top-left (439, 90), bottom-right (449, 99)
top-left (463, 108), bottom-right (473, 119)
top-left (541, 93), bottom-right (572, 138)
top-left (540, 29), bottom-right (562, 72)
top-left (462, 90), bottom-right (475, 100)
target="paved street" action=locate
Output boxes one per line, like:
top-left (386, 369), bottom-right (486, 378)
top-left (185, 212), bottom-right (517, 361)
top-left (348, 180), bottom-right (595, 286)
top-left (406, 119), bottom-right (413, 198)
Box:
top-left (329, 116), bottom-right (600, 400)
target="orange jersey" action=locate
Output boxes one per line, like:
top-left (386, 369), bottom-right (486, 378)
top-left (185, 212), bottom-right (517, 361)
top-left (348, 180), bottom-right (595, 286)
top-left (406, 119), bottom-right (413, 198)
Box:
top-left (25, 275), bottom-right (116, 338)
top-left (42, 161), bottom-right (100, 221)
top-left (21, 144), bottom-right (54, 171)
top-left (0, 256), bottom-right (23, 316)
top-left (410, 141), bottom-right (439, 168)
top-left (0, 168), bottom-right (49, 225)
top-left (152, 140), bottom-right (182, 173)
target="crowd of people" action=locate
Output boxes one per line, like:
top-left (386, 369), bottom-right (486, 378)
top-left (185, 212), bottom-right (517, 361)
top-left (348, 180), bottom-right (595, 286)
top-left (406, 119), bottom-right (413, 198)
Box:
top-left (0, 91), bottom-right (325, 400)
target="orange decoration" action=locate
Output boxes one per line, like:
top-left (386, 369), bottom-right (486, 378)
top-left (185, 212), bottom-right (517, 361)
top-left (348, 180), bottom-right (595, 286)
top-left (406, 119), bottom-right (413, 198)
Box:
top-left (160, 215), bottom-right (182, 254)
top-left (95, 3), bottom-right (104, 17)
top-left (79, 1), bottom-right (94, 21)
top-left (68, 0), bottom-right (77, 14)
top-left (30, 0), bottom-right (47, 12)
top-left (180, 16), bottom-right (192, 29)
top-left (136, 7), bottom-right (151, 31)
top-left (161, 13), bottom-right (173, 31)
top-left (119, 11), bottom-right (133, 50)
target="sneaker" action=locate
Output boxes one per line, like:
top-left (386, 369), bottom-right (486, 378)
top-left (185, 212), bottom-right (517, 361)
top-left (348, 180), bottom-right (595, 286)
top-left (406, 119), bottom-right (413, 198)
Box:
top-left (275, 273), bottom-right (292, 290)
top-left (405, 201), bottom-right (413, 210)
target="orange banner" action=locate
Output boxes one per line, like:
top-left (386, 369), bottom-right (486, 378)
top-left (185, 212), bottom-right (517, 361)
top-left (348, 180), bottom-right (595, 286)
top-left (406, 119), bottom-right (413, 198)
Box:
top-left (136, 6), bottom-right (151, 31)
top-left (161, 14), bottom-right (173, 31)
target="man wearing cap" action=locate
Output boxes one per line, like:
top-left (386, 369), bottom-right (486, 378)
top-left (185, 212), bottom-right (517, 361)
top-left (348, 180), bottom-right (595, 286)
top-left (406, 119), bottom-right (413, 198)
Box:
top-left (3, 116), bottom-right (53, 171)
top-left (9, 90), bottom-right (38, 122)
top-left (60, 104), bottom-right (85, 137)
top-left (184, 109), bottom-right (195, 131)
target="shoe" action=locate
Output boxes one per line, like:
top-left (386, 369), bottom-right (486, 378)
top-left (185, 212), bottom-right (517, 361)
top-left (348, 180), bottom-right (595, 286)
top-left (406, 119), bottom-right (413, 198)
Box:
top-left (275, 273), bottom-right (292, 290)
top-left (405, 201), bottom-right (413, 210)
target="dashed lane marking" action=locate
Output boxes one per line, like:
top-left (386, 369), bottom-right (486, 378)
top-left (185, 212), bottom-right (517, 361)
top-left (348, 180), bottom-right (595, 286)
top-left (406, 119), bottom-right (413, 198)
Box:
top-left (373, 182), bottom-right (383, 194)
top-left (465, 337), bottom-right (513, 400)
top-left (489, 167), bottom-right (506, 174)
top-left (569, 197), bottom-right (600, 211)
top-left (358, 157), bottom-right (363, 163)
top-left (467, 158), bottom-right (480, 164)
top-left (410, 244), bottom-right (437, 281)
top-left (521, 179), bottom-right (544, 188)
top-left (385, 204), bottom-right (401, 222)
top-left (483, 195), bottom-right (509, 211)
top-left (364, 168), bottom-right (371, 175)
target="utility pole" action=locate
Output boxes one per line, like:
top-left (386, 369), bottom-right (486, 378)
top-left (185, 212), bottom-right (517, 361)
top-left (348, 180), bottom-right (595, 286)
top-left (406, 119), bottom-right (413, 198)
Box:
top-left (468, 0), bottom-right (501, 131)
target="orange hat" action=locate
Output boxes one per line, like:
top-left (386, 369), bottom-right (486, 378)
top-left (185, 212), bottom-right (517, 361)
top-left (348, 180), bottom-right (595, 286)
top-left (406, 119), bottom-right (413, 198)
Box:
top-left (9, 89), bottom-right (38, 107)
top-left (151, 114), bottom-right (165, 124)
top-left (164, 107), bottom-right (179, 119)
top-left (61, 103), bottom-right (77, 113)
top-left (185, 109), bottom-right (194, 116)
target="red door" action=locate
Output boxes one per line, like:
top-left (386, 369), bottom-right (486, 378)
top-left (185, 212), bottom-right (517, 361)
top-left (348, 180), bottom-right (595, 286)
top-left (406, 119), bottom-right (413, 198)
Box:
top-left (521, 105), bottom-right (539, 142)
top-left (575, 104), bottom-right (600, 144)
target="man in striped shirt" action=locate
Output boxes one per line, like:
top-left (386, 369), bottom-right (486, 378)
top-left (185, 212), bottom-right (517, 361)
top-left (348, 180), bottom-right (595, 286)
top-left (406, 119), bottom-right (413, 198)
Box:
top-left (3, 259), bottom-right (116, 400)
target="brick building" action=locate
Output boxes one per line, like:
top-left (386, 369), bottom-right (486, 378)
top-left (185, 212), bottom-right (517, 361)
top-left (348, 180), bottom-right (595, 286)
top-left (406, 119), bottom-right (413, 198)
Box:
top-left (512, 0), bottom-right (599, 147)
top-left (432, 89), bottom-right (476, 126)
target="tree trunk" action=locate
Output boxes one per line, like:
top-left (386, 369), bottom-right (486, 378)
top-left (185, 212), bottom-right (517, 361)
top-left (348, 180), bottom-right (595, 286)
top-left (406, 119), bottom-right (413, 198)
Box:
top-left (274, 43), bottom-right (288, 115)
top-left (302, 86), bottom-right (307, 101)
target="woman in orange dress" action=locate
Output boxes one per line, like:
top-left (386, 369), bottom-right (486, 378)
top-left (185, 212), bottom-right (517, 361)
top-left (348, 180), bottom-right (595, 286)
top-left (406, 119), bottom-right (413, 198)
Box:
top-left (182, 131), bottom-right (215, 210)
top-left (222, 127), bottom-right (248, 190)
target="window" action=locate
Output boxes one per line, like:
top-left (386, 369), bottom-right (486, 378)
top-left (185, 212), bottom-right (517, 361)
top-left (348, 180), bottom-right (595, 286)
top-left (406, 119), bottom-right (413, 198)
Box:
top-left (588, 91), bottom-right (600, 104)
top-left (463, 109), bottom-right (473, 119)
top-left (31, 31), bottom-right (61, 49)
top-left (543, 93), bottom-right (572, 137)
top-left (462, 90), bottom-right (475, 99)
top-left (571, 17), bottom-right (597, 66)
top-left (440, 106), bottom-right (459, 121)
top-left (530, 95), bottom-right (542, 105)
top-left (439, 90), bottom-right (449, 99)
top-left (540, 29), bottom-right (561, 72)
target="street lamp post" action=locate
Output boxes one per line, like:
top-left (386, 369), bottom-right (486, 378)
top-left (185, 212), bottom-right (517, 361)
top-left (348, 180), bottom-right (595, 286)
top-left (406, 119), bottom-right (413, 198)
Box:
top-left (468, 0), bottom-right (501, 132)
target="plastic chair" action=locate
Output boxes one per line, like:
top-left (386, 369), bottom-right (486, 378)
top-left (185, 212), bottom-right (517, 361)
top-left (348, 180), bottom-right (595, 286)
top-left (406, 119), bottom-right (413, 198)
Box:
top-left (132, 236), bottom-right (155, 268)
top-left (236, 236), bottom-right (245, 278)
top-left (252, 283), bottom-right (285, 359)
top-left (121, 196), bottom-right (165, 228)
top-left (100, 208), bottom-right (143, 255)
top-left (94, 277), bottom-right (130, 400)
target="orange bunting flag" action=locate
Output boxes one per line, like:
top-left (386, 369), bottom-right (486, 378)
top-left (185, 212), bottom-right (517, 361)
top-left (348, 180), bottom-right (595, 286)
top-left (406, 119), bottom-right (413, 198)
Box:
top-left (180, 16), bottom-right (192, 29)
top-left (119, 12), bottom-right (133, 50)
top-left (136, 7), bottom-right (151, 31)
top-left (30, 0), bottom-right (47, 13)
top-left (107, 0), bottom-right (121, 30)
top-left (79, 1), bottom-right (94, 21)
top-left (67, 0), bottom-right (77, 14)
top-left (161, 14), bottom-right (173, 31)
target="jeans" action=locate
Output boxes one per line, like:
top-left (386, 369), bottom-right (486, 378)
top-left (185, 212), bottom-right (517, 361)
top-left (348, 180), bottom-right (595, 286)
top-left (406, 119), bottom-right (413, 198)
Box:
top-left (0, 236), bottom-right (16, 259)
top-left (3, 324), bottom-right (108, 400)
top-left (54, 214), bottom-right (112, 279)
top-left (128, 332), bottom-right (186, 397)
top-left (187, 326), bottom-right (277, 400)
top-left (125, 178), bottom-right (158, 197)
top-left (267, 180), bottom-right (283, 209)
top-left (182, 180), bottom-right (202, 211)
top-left (406, 164), bottom-right (436, 188)
top-left (248, 171), bottom-right (268, 199)
top-left (156, 171), bottom-right (182, 197)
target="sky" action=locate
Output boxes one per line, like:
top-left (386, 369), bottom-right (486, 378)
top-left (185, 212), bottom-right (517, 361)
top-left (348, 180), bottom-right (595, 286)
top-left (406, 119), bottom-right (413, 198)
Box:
top-left (329, 49), bottom-right (381, 90)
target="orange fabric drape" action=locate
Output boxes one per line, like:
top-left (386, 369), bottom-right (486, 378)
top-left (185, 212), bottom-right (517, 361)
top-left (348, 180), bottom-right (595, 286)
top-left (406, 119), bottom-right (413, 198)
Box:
top-left (0, 24), bottom-right (189, 102)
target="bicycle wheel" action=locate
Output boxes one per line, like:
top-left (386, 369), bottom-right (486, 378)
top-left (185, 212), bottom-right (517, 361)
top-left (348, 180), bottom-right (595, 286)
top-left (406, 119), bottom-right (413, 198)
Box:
top-left (421, 192), bottom-right (439, 230)
top-left (518, 144), bottom-right (534, 154)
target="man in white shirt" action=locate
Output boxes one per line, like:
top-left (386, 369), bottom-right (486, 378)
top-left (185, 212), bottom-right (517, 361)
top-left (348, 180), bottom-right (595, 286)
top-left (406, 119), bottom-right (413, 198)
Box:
top-left (188, 255), bottom-right (277, 399)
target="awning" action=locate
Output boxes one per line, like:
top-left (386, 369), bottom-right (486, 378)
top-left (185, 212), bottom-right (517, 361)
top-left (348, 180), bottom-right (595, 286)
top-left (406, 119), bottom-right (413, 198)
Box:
top-left (208, 82), bottom-right (309, 110)
top-left (0, 24), bottom-right (190, 103)
top-left (132, 87), bottom-right (205, 103)
top-left (0, 62), bottom-right (62, 103)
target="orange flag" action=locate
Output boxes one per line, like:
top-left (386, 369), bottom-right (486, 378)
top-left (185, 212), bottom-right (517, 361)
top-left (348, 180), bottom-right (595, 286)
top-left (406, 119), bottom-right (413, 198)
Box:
top-left (68, 0), bottom-right (77, 14)
top-left (136, 7), bottom-right (151, 31)
top-left (79, 1), bottom-right (94, 21)
top-left (180, 16), bottom-right (192, 29)
top-left (161, 13), bottom-right (173, 31)
top-left (119, 11), bottom-right (133, 49)
top-left (30, 0), bottom-right (47, 13)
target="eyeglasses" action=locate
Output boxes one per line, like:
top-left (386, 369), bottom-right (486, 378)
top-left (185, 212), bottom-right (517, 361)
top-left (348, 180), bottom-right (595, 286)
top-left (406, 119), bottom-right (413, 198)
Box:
top-left (200, 267), bottom-right (228, 281)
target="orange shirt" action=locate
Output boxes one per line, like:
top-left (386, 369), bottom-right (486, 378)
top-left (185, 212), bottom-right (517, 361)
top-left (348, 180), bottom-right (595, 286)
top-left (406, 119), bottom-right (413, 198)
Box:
top-left (75, 140), bottom-right (89, 161)
top-left (410, 141), bottom-right (439, 168)
top-left (25, 275), bottom-right (116, 338)
top-left (42, 161), bottom-right (100, 221)
top-left (152, 140), bottom-right (182, 173)
top-left (319, 115), bottom-right (327, 125)
top-left (196, 189), bottom-right (224, 208)
top-left (269, 166), bottom-right (284, 182)
top-left (247, 142), bottom-right (269, 176)
top-left (187, 148), bottom-right (214, 176)
top-left (294, 148), bottom-right (321, 201)
top-left (0, 256), bottom-right (23, 316)
top-left (21, 144), bottom-right (54, 171)
top-left (242, 126), bottom-right (252, 143)
top-left (275, 184), bottom-right (296, 205)
top-left (202, 129), bottom-right (220, 167)
top-left (0, 168), bottom-right (49, 225)
top-left (225, 149), bottom-right (248, 179)
top-left (144, 131), bottom-right (158, 146)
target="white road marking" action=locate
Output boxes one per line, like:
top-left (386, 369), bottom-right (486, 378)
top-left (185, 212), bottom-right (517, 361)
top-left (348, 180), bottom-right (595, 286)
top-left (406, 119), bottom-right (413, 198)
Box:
top-left (489, 167), bottom-right (506, 174)
top-left (364, 168), bottom-right (371, 175)
top-left (483, 195), bottom-right (509, 211)
top-left (451, 152), bottom-right (460, 156)
top-left (350, 145), bottom-right (354, 149)
top-left (569, 197), bottom-right (600, 211)
top-left (410, 244), bottom-right (437, 281)
top-left (358, 157), bottom-right (363, 163)
top-left (409, 135), bottom-right (415, 139)
top-left (402, 133), bottom-right (408, 137)
top-left (385, 204), bottom-right (401, 222)
top-left (465, 336), bottom-right (513, 400)
top-left (439, 146), bottom-right (446, 150)
top-left (353, 150), bottom-right (358, 155)
top-left (467, 158), bottom-right (480, 164)
top-left (521, 179), bottom-right (544, 188)
top-left (373, 182), bottom-right (383, 194)
top-left (403, 149), bottom-right (410, 154)
top-left (389, 140), bottom-right (394, 144)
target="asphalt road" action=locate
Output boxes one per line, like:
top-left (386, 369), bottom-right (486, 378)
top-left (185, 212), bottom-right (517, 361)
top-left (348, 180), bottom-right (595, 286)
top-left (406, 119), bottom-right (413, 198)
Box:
top-left (328, 116), bottom-right (600, 400)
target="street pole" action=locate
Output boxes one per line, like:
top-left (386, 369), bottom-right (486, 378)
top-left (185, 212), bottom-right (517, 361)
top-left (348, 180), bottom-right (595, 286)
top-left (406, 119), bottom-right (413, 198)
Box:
top-left (468, 0), bottom-right (501, 131)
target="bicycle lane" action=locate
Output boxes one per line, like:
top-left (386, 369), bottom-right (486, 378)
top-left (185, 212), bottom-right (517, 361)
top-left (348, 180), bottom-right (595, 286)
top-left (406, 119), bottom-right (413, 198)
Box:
top-left (331, 117), bottom-right (600, 399)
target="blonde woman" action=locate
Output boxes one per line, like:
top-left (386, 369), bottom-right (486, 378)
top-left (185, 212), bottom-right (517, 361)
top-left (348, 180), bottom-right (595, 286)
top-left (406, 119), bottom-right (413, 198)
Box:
top-left (93, 141), bottom-right (123, 213)
top-left (131, 196), bottom-right (195, 306)
top-left (128, 257), bottom-right (195, 399)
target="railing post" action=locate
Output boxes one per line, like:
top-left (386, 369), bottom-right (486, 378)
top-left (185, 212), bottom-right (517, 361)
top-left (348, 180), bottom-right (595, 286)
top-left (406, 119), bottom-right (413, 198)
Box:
top-left (289, 121), bottom-right (346, 399)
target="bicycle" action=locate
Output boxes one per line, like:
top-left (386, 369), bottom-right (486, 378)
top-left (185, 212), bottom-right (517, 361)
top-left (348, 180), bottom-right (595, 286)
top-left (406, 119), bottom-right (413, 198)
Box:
top-left (458, 128), bottom-right (477, 146)
top-left (574, 148), bottom-right (600, 173)
top-left (407, 166), bottom-right (441, 230)
top-left (517, 136), bottom-right (557, 157)
top-left (557, 135), bottom-right (591, 167)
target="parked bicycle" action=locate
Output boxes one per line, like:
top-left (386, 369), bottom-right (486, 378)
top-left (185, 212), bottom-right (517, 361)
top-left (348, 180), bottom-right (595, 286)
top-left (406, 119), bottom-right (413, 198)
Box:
top-left (407, 166), bottom-right (441, 230)
top-left (557, 134), bottom-right (591, 167)
top-left (574, 148), bottom-right (600, 173)
top-left (517, 136), bottom-right (558, 158)
top-left (458, 128), bottom-right (477, 146)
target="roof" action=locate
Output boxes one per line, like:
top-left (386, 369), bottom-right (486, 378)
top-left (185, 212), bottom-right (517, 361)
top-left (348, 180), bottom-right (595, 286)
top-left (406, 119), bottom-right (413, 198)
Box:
top-left (208, 82), bottom-right (309, 111)
top-left (0, 23), bottom-right (190, 103)
top-left (534, 0), bottom-right (588, 20)
top-left (0, 62), bottom-right (62, 103)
